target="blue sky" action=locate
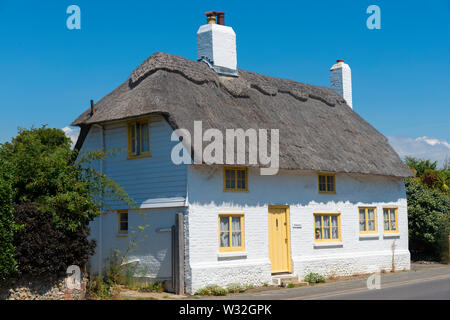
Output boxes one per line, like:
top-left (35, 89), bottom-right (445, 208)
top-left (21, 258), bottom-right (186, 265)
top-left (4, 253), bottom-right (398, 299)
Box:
top-left (0, 1), bottom-right (449, 165)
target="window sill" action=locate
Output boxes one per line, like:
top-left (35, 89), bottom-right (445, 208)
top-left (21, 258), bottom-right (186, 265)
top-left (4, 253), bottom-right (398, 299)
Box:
top-left (383, 233), bottom-right (400, 238)
top-left (223, 189), bottom-right (249, 193)
top-left (313, 242), bottom-right (343, 248)
top-left (127, 153), bottom-right (152, 160)
top-left (217, 251), bottom-right (247, 259)
top-left (359, 233), bottom-right (379, 239)
top-left (116, 234), bottom-right (128, 238)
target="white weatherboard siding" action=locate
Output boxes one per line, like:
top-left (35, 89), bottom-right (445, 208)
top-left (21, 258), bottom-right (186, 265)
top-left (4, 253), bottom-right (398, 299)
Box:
top-left (80, 115), bottom-right (188, 276)
top-left (185, 165), bottom-right (409, 293)
top-left (88, 207), bottom-right (185, 277)
top-left (80, 115), bottom-right (187, 209)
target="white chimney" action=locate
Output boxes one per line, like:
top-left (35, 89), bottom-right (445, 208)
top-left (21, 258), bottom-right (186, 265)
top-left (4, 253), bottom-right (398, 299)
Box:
top-left (197, 11), bottom-right (238, 76)
top-left (330, 59), bottom-right (352, 109)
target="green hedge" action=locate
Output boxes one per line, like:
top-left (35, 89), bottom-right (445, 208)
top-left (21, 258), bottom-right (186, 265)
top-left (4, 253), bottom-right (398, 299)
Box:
top-left (406, 178), bottom-right (450, 261)
top-left (0, 175), bottom-right (17, 281)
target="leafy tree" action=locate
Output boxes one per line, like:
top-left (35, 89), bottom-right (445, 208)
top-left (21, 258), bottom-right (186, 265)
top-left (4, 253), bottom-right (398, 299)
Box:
top-left (405, 156), bottom-right (437, 177)
top-left (0, 126), bottom-right (134, 278)
top-left (0, 126), bottom-right (134, 232)
top-left (406, 178), bottom-right (450, 261)
top-left (0, 171), bottom-right (18, 281)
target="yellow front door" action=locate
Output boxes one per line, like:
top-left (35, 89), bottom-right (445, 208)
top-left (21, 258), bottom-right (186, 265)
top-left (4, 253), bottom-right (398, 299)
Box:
top-left (268, 205), bottom-right (291, 273)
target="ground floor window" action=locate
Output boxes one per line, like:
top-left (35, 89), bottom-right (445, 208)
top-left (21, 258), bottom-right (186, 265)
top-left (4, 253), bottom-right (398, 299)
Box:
top-left (383, 207), bottom-right (398, 233)
top-left (118, 210), bottom-right (128, 234)
top-left (314, 213), bottom-right (341, 242)
top-left (218, 214), bottom-right (244, 252)
top-left (359, 207), bottom-right (377, 234)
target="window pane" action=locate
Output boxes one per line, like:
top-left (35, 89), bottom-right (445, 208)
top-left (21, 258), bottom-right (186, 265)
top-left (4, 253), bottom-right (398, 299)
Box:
top-left (220, 232), bottom-right (229, 247)
top-left (327, 176), bottom-right (334, 192)
top-left (315, 215), bottom-right (322, 228)
top-left (323, 216), bottom-right (330, 228)
top-left (130, 124), bottom-right (136, 154)
top-left (136, 123), bottom-right (141, 154)
top-left (319, 176), bottom-right (326, 191)
top-left (220, 217), bottom-right (229, 231)
top-left (231, 217), bottom-right (241, 232)
top-left (315, 227), bottom-right (322, 240)
top-left (331, 215), bottom-right (338, 227)
top-left (141, 123), bottom-right (149, 152)
top-left (120, 222), bottom-right (128, 231)
top-left (384, 219), bottom-right (389, 231)
top-left (323, 226), bottom-right (331, 239)
top-left (391, 221), bottom-right (396, 231)
top-left (232, 232), bottom-right (241, 247)
top-left (368, 209), bottom-right (375, 220)
top-left (237, 170), bottom-right (246, 189)
top-left (390, 210), bottom-right (396, 221)
top-left (225, 169), bottom-right (235, 189)
top-left (360, 220), bottom-right (366, 231)
top-left (332, 227), bottom-right (339, 239)
top-left (368, 220), bottom-right (375, 231)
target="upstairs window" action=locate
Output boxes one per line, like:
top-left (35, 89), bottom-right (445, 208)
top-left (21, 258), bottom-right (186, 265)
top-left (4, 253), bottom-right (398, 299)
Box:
top-left (359, 207), bottom-right (377, 234)
top-left (118, 210), bottom-right (128, 234)
top-left (383, 207), bottom-right (398, 233)
top-left (223, 167), bottom-right (248, 192)
top-left (318, 173), bottom-right (335, 194)
top-left (127, 119), bottom-right (150, 159)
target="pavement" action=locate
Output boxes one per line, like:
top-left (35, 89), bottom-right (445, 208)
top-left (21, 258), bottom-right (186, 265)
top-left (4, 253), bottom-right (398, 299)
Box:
top-left (195, 263), bottom-right (450, 300)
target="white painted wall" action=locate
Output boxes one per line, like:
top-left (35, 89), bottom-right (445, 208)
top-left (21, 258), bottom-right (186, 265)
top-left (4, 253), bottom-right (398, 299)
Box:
top-left (330, 61), bottom-right (352, 109)
top-left (79, 116), bottom-right (188, 278)
top-left (197, 23), bottom-right (237, 71)
top-left (185, 165), bottom-right (409, 293)
top-left (79, 115), bottom-right (187, 210)
top-left (88, 207), bottom-right (185, 278)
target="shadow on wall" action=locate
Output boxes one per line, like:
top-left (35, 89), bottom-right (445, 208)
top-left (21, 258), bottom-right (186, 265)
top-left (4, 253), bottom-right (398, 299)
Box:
top-left (187, 167), bottom-right (406, 208)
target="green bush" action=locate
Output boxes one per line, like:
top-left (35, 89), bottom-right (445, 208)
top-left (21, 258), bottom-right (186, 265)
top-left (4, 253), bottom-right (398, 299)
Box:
top-left (0, 174), bottom-right (17, 281)
top-left (195, 285), bottom-right (227, 296)
top-left (209, 285), bottom-right (227, 296)
top-left (406, 178), bottom-right (450, 261)
top-left (13, 203), bottom-right (96, 277)
top-left (304, 272), bottom-right (326, 284)
top-left (226, 283), bottom-right (246, 293)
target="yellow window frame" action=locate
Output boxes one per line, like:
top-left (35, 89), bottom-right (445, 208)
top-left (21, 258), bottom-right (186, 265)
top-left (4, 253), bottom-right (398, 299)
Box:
top-left (359, 207), bottom-right (378, 234)
top-left (318, 173), bottom-right (336, 194)
top-left (383, 207), bottom-right (399, 233)
top-left (127, 118), bottom-right (151, 159)
top-left (313, 213), bottom-right (341, 242)
top-left (218, 213), bottom-right (245, 252)
top-left (223, 166), bottom-right (248, 192)
top-left (118, 210), bottom-right (128, 235)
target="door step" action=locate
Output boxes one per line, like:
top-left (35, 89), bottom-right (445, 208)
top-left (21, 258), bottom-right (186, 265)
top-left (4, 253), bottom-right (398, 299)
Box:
top-left (271, 274), bottom-right (308, 287)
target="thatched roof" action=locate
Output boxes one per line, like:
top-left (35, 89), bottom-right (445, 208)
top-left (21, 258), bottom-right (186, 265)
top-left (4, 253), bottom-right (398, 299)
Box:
top-left (72, 52), bottom-right (412, 177)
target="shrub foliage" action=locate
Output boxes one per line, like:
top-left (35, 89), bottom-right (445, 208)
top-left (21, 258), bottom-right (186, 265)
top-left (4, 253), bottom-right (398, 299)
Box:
top-left (0, 126), bottom-right (133, 279)
top-left (13, 203), bottom-right (96, 276)
top-left (0, 173), bottom-right (17, 281)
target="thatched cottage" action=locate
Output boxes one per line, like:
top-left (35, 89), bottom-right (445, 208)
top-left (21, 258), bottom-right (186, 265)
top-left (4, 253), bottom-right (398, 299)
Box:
top-left (72, 12), bottom-right (413, 294)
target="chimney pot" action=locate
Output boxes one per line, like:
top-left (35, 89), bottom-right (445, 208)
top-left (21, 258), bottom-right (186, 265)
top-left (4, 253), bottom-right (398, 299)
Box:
top-left (217, 12), bottom-right (225, 25)
top-left (205, 11), bottom-right (217, 24)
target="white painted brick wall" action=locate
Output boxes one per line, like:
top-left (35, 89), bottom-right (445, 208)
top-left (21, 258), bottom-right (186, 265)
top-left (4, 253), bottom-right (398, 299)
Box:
top-left (197, 24), bottom-right (237, 71)
top-left (330, 61), bottom-right (352, 109)
top-left (185, 166), bottom-right (410, 293)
